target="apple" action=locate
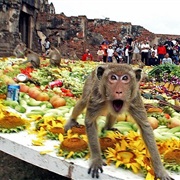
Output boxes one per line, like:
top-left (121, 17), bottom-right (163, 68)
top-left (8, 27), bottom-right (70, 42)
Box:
top-left (31, 90), bottom-right (41, 99)
top-left (36, 92), bottom-right (50, 101)
top-left (51, 97), bottom-right (66, 108)
top-left (28, 87), bottom-right (39, 97)
top-left (49, 95), bottom-right (60, 104)
top-left (19, 83), bottom-right (29, 93)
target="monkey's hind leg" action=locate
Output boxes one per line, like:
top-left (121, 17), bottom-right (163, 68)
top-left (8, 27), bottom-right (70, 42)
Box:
top-left (64, 98), bottom-right (86, 131)
top-left (102, 113), bottom-right (117, 132)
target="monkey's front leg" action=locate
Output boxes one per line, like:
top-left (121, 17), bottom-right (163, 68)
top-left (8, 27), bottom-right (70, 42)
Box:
top-left (85, 112), bottom-right (106, 178)
top-left (130, 103), bottom-right (174, 180)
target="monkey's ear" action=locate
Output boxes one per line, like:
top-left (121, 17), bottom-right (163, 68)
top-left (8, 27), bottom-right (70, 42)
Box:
top-left (96, 66), bottom-right (105, 80)
top-left (134, 69), bottom-right (142, 82)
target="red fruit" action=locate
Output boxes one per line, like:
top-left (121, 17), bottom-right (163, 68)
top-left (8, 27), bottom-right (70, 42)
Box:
top-left (61, 88), bottom-right (69, 93)
top-left (65, 92), bottom-right (74, 97)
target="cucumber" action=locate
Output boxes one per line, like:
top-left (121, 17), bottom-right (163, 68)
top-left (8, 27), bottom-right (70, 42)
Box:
top-left (113, 125), bottom-right (133, 133)
top-left (3, 99), bottom-right (19, 108)
top-left (40, 101), bottom-right (53, 109)
top-left (115, 121), bottom-right (134, 127)
top-left (23, 94), bottom-right (30, 100)
top-left (14, 104), bottom-right (26, 113)
top-left (19, 99), bottom-right (27, 106)
top-left (26, 111), bottom-right (44, 118)
top-left (27, 98), bottom-right (42, 106)
top-left (174, 132), bottom-right (180, 138)
top-left (168, 126), bottom-right (180, 134)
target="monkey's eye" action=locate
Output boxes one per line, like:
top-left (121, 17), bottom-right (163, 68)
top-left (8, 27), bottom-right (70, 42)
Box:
top-left (120, 74), bottom-right (130, 83)
top-left (110, 74), bottom-right (119, 81)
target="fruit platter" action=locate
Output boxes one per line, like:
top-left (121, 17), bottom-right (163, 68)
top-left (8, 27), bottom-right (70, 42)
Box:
top-left (0, 56), bottom-right (180, 180)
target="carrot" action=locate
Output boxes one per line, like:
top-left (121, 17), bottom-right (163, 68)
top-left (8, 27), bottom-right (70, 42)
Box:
top-left (147, 107), bottom-right (163, 113)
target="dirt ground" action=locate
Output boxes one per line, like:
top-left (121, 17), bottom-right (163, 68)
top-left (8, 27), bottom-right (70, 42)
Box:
top-left (0, 151), bottom-right (71, 180)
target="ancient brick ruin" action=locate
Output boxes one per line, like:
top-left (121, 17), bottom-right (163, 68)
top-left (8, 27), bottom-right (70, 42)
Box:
top-left (0, 0), bottom-right (179, 60)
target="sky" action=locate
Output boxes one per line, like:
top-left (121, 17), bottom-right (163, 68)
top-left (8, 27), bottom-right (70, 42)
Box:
top-left (49, 0), bottom-right (180, 35)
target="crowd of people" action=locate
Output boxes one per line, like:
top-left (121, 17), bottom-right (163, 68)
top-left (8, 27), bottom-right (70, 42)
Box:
top-left (82, 35), bottom-right (180, 66)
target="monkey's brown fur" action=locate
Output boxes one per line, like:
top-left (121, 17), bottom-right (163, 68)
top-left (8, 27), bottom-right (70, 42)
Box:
top-left (46, 47), bottom-right (71, 70)
top-left (13, 42), bottom-right (27, 58)
top-left (22, 50), bottom-right (40, 68)
top-left (46, 46), bottom-right (61, 67)
top-left (65, 63), bottom-right (174, 180)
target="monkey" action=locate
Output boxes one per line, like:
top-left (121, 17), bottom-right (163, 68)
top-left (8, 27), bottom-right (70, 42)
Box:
top-left (46, 46), bottom-right (61, 67)
top-left (13, 42), bottom-right (27, 58)
top-left (21, 49), bottom-right (40, 68)
top-left (65, 63), bottom-right (174, 180)
top-left (46, 46), bottom-right (71, 71)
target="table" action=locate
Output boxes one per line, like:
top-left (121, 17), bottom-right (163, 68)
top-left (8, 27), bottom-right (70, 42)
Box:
top-left (0, 130), bottom-right (179, 180)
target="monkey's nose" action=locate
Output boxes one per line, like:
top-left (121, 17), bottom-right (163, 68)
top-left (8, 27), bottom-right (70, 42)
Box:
top-left (116, 91), bottom-right (122, 94)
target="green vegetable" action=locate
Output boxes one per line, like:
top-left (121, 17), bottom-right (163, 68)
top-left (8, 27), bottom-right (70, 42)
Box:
top-left (168, 126), bottom-right (180, 134)
top-left (26, 111), bottom-right (45, 118)
top-left (27, 98), bottom-right (42, 106)
top-left (40, 101), bottom-right (53, 108)
top-left (14, 105), bottom-right (26, 113)
top-left (3, 99), bottom-right (19, 108)
top-left (142, 93), bottom-right (153, 99)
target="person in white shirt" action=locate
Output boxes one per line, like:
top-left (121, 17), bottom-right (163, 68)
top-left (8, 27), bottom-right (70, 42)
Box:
top-left (141, 40), bottom-right (150, 65)
top-left (107, 45), bottom-right (114, 62)
top-left (151, 44), bottom-right (158, 58)
top-left (162, 53), bottom-right (173, 64)
top-left (44, 38), bottom-right (51, 53)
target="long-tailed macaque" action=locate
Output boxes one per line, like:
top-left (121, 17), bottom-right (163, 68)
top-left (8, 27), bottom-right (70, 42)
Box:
top-left (65, 64), bottom-right (174, 180)
top-left (21, 50), bottom-right (40, 68)
top-left (13, 42), bottom-right (27, 58)
top-left (46, 46), bottom-right (61, 67)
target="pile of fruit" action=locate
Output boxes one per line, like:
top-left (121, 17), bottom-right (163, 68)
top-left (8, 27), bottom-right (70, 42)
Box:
top-left (0, 57), bottom-right (180, 179)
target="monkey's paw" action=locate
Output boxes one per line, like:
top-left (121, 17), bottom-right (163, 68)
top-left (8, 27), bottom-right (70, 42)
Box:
top-left (88, 158), bottom-right (106, 178)
top-left (64, 119), bottom-right (79, 132)
top-left (155, 172), bottom-right (174, 180)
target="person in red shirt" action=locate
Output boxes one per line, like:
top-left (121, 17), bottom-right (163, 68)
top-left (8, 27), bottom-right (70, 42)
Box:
top-left (157, 42), bottom-right (166, 63)
top-left (82, 49), bottom-right (93, 61)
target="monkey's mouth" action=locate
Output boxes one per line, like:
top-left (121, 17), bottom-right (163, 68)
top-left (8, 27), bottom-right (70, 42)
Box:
top-left (112, 100), bottom-right (123, 112)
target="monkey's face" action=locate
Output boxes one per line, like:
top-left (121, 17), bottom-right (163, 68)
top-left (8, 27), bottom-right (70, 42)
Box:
top-left (107, 72), bottom-right (135, 112)
top-left (97, 64), bottom-right (141, 114)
